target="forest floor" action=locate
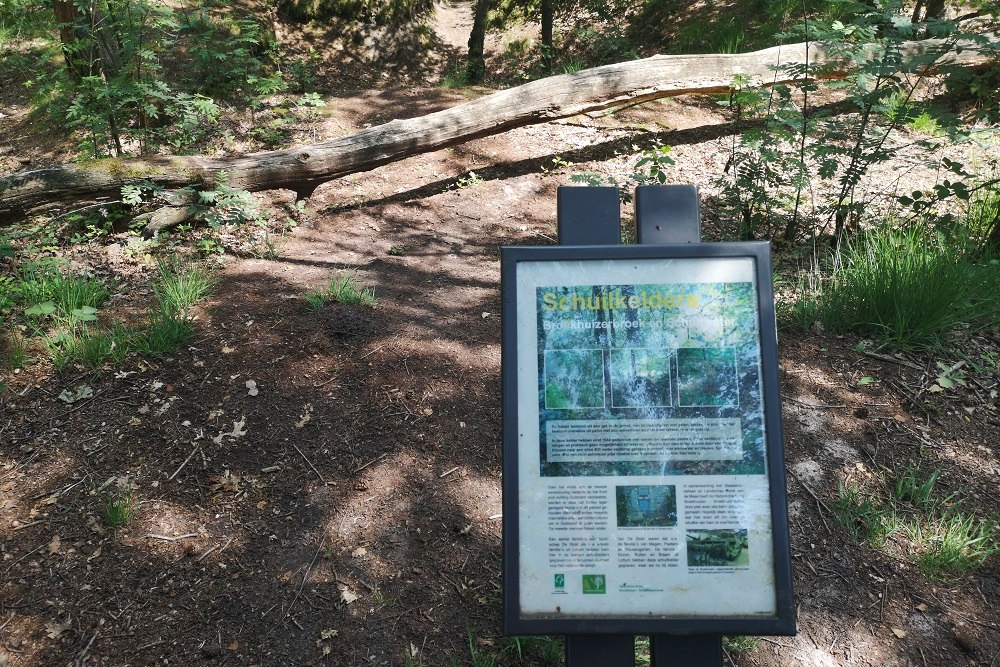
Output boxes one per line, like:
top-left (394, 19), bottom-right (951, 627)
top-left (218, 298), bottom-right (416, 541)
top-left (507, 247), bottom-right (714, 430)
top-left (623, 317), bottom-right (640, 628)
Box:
top-left (1, 3), bottom-right (1000, 666)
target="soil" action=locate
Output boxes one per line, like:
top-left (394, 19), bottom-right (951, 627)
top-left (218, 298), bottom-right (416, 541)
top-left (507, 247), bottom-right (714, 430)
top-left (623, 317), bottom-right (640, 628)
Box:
top-left (2, 4), bottom-right (1000, 667)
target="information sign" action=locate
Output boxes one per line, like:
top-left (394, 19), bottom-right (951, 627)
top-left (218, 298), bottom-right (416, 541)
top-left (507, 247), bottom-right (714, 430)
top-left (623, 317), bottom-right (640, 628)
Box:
top-left (501, 243), bottom-right (794, 635)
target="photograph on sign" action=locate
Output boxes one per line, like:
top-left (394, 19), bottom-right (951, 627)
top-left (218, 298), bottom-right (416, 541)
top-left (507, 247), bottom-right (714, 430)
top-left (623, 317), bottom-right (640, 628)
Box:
top-left (503, 246), bottom-right (791, 630)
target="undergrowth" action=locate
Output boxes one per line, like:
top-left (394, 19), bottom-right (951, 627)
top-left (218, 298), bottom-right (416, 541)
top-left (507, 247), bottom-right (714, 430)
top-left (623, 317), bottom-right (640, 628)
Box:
top-left (835, 463), bottom-right (999, 582)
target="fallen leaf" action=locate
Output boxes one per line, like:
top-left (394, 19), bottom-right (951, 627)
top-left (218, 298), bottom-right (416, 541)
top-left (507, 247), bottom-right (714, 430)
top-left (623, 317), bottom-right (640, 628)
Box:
top-left (891, 628), bottom-right (907, 639)
top-left (295, 404), bottom-right (313, 429)
top-left (422, 408), bottom-right (433, 416)
top-left (322, 646), bottom-right (331, 656)
top-left (351, 546), bottom-right (367, 558)
top-left (481, 312), bottom-right (491, 319)
top-left (340, 588), bottom-right (359, 604)
top-left (222, 346), bottom-right (235, 354)
top-left (915, 603), bottom-right (928, 612)
top-left (320, 629), bottom-right (338, 640)
top-left (212, 418), bottom-right (247, 445)
top-left (44, 618), bottom-right (71, 639)
top-left (246, 380), bottom-right (258, 397)
top-left (48, 535), bottom-right (61, 555)
top-left (138, 404), bottom-right (150, 414)
top-left (57, 385), bottom-right (93, 404)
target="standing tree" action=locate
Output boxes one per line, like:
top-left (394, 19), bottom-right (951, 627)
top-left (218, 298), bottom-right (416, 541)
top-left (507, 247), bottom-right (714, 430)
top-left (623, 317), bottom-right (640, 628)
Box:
top-left (467, 0), bottom-right (492, 83)
top-left (541, 0), bottom-right (553, 72)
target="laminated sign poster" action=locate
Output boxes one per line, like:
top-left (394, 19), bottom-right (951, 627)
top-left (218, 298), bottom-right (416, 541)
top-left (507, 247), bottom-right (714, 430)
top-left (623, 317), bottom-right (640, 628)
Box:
top-left (505, 247), bottom-right (789, 626)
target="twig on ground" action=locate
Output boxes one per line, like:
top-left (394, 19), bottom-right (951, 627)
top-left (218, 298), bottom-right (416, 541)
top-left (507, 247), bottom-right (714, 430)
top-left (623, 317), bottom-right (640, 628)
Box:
top-left (788, 470), bottom-right (833, 534)
top-left (354, 453), bottom-right (386, 473)
top-left (13, 520), bottom-right (45, 531)
top-left (147, 533), bottom-right (198, 542)
top-left (862, 350), bottom-right (924, 371)
top-left (313, 375), bottom-right (338, 388)
top-left (285, 539), bottom-right (325, 620)
top-left (196, 535), bottom-right (235, 563)
top-left (292, 443), bottom-right (325, 484)
top-left (168, 444), bottom-right (200, 481)
top-left (439, 466), bottom-right (459, 478)
top-left (360, 344), bottom-right (385, 360)
top-left (75, 627), bottom-right (100, 666)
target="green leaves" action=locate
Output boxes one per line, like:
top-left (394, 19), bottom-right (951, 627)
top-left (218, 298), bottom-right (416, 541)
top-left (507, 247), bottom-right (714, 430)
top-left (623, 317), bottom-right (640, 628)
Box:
top-left (24, 300), bottom-right (56, 318)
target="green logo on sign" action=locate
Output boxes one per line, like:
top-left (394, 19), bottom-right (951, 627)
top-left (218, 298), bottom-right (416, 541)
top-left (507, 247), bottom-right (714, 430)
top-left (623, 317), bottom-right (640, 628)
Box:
top-left (554, 574), bottom-right (565, 589)
top-left (582, 574), bottom-right (606, 594)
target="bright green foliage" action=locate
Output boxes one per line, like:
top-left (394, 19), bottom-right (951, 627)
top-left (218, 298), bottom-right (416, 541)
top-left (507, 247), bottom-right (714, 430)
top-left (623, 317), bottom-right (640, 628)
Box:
top-left (835, 464), bottom-right (999, 582)
top-left (835, 482), bottom-right (900, 546)
top-left (795, 225), bottom-right (1000, 350)
top-left (1, 332), bottom-right (28, 370)
top-left (16, 0), bottom-right (293, 157)
top-left (103, 486), bottom-right (136, 531)
top-left (909, 511), bottom-right (999, 581)
top-left (0, 250), bottom-right (210, 371)
top-left (15, 260), bottom-right (109, 325)
top-left (152, 261), bottom-right (213, 317)
top-left (132, 314), bottom-right (194, 355)
top-left (305, 271), bottom-right (377, 310)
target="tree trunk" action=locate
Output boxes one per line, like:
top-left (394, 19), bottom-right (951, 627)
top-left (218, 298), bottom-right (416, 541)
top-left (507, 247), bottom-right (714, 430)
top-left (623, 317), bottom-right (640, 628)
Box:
top-left (925, 0), bottom-right (946, 19)
top-left (541, 0), bottom-right (553, 73)
top-left (0, 35), bottom-right (993, 225)
top-left (466, 0), bottom-right (491, 83)
top-left (52, 0), bottom-right (90, 78)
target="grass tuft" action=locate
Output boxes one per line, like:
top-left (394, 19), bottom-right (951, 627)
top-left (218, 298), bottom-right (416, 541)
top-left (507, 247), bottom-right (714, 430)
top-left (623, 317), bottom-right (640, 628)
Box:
top-left (103, 486), bottom-right (135, 532)
top-left (793, 225), bottom-right (1000, 350)
top-left (836, 464), bottom-right (998, 582)
top-left (152, 260), bottom-right (212, 317)
top-left (305, 271), bottom-right (376, 310)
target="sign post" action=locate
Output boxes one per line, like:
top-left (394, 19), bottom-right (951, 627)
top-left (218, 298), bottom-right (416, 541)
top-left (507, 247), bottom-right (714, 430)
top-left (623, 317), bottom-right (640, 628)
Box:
top-left (501, 185), bottom-right (795, 665)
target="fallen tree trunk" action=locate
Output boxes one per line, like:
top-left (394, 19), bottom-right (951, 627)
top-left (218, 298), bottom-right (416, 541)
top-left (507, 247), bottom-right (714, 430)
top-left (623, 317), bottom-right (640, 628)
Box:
top-left (0, 35), bottom-right (994, 225)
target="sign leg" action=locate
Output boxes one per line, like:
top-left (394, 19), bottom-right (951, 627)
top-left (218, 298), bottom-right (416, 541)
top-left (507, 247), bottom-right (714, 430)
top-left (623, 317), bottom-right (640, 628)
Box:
top-left (650, 634), bottom-right (723, 667)
top-left (565, 635), bottom-right (636, 667)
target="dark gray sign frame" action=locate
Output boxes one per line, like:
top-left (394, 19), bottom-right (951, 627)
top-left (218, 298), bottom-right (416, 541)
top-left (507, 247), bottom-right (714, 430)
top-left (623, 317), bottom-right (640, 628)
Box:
top-left (500, 242), bottom-right (795, 637)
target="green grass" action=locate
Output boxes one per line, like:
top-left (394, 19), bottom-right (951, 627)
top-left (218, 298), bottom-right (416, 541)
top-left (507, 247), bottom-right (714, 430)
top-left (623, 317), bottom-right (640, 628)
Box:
top-left (133, 314), bottom-right (194, 356)
top-left (2, 257), bottom-right (211, 371)
top-left (439, 63), bottom-right (469, 89)
top-left (152, 260), bottom-right (212, 316)
top-left (909, 511), bottom-right (999, 581)
top-left (15, 260), bottom-right (109, 324)
top-left (791, 225), bottom-right (1000, 350)
top-left (835, 464), bottom-right (998, 582)
top-left (305, 271), bottom-right (377, 310)
top-left (724, 636), bottom-right (760, 653)
top-left (103, 486), bottom-right (135, 532)
top-left (834, 482), bottom-right (900, 547)
top-left (2, 331), bottom-right (28, 370)
top-left (893, 463), bottom-right (942, 509)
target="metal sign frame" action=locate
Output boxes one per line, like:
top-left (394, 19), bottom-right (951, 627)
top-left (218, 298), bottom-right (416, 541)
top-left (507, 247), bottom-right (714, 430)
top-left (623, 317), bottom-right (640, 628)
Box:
top-left (501, 242), bottom-right (795, 637)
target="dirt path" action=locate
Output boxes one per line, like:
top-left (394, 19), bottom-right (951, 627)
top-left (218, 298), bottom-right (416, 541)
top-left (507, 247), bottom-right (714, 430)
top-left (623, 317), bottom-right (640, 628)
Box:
top-left (432, 0), bottom-right (475, 50)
